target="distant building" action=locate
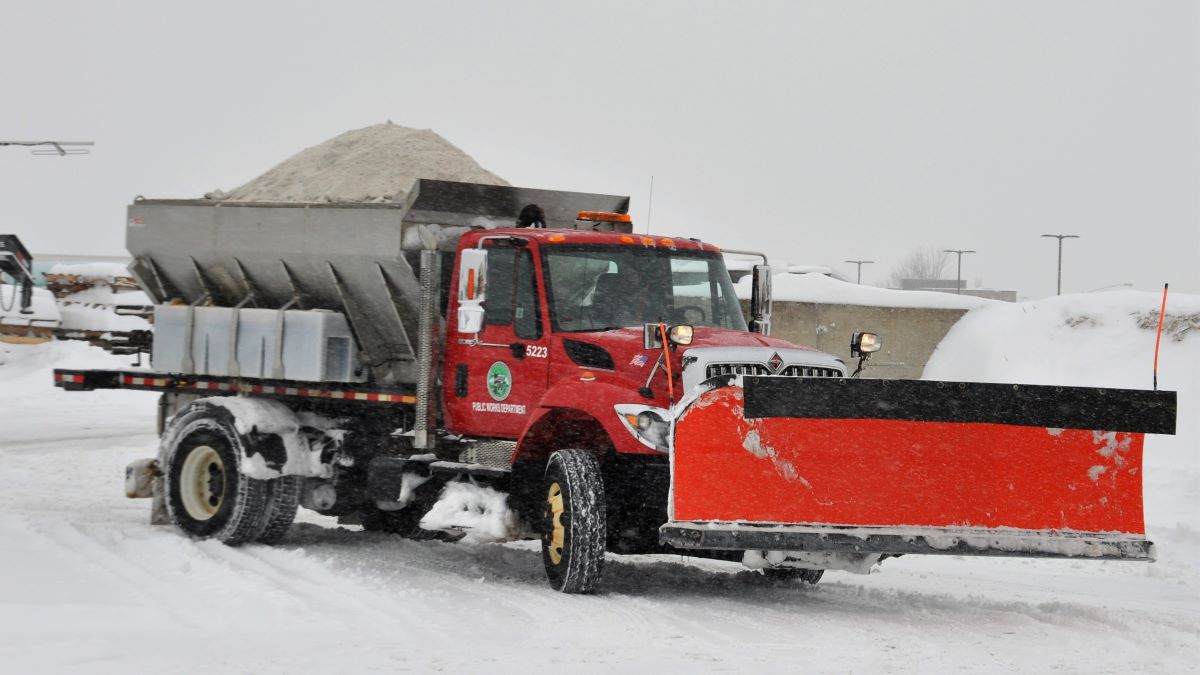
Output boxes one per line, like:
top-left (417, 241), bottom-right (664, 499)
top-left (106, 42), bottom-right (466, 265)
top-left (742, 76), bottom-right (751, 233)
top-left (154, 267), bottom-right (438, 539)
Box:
top-left (898, 278), bottom-right (1016, 302)
top-left (726, 259), bottom-right (851, 284)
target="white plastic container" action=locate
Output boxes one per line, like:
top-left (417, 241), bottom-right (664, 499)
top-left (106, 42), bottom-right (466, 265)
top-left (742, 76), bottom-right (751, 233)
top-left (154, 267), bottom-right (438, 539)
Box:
top-left (281, 310), bottom-right (361, 382)
top-left (152, 306), bottom-right (364, 383)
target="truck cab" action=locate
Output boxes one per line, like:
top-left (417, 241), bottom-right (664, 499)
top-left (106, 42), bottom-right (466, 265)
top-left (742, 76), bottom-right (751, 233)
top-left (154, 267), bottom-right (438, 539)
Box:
top-left (442, 224), bottom-right (846, 455)
top-left (435, 219), bottom-right (849, 575)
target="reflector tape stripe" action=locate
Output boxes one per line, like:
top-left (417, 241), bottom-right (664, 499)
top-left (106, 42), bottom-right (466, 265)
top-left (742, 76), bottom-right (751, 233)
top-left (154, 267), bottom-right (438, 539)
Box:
top-left (65, 371), bottom-right (415, 404)
top-left (121, 375), bottom-right (169, 387)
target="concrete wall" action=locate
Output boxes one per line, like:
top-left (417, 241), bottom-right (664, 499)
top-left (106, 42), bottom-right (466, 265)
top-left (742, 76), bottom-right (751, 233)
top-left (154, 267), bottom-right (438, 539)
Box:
top-left (769, 301), bottom-right (969, 380)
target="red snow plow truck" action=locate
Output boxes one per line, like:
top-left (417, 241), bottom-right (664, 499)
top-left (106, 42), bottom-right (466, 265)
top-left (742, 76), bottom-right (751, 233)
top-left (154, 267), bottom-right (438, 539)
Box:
top-left (54, 180), bottom-right (1176, 593)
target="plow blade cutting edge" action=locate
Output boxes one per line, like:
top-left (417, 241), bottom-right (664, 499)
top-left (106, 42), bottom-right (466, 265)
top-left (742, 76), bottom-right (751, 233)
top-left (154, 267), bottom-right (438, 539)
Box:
top-left (663, 377), bottom-right (1177, 562)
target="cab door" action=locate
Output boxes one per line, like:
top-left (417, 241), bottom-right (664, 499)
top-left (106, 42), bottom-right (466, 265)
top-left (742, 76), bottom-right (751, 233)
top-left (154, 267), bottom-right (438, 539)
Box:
top-left (443, 241), bottom-right (549, 439)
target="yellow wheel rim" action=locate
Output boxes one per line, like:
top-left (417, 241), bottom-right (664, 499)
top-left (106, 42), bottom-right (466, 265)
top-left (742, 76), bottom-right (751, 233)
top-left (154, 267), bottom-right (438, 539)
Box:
top-left (546, 481), bottom-right (565, 565)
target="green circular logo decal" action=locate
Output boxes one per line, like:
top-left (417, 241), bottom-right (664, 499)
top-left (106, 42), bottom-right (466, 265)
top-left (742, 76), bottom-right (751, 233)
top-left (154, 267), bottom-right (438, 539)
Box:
top-left (486, 361), bottom-right (513, 402)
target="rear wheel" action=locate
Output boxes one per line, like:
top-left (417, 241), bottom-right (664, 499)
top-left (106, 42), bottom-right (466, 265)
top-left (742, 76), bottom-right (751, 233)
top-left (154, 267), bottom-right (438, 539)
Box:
top-left (163, 402), bottom-right (287, 545)
top-left (541, 449), bottom-right (606, 594)
top-left (256, 475), bottom-right (302, 544)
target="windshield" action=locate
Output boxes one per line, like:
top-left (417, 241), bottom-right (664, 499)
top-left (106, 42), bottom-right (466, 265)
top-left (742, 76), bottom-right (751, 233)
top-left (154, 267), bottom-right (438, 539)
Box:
top-left (542, 245), bottom-right (747, 332)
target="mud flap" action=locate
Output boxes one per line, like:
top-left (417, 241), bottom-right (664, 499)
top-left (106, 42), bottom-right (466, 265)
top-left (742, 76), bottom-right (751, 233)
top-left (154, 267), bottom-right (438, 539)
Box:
top-left (663, 377), bottom-right (1176, 561)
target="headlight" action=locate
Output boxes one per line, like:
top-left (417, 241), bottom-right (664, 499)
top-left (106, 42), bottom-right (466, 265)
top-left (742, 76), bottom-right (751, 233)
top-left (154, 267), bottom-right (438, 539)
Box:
top-left (669, 324), bottom-right (694, 345)
top-left (615, 404), bottom-right (671, 452)
top-left (851, 331), bottom-right (882, 356)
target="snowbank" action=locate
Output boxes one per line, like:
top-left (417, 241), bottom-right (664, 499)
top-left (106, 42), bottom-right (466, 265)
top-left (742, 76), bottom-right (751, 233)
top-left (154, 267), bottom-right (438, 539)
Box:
top-left (736, 272), bottom-right (992, 309)
top-left (925, 289), bottom-right (1198, 389)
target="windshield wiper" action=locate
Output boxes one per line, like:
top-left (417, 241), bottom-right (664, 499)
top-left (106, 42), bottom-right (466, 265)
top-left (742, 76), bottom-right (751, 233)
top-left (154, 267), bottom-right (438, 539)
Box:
top-left (570, 325), bottom-right (630, 333)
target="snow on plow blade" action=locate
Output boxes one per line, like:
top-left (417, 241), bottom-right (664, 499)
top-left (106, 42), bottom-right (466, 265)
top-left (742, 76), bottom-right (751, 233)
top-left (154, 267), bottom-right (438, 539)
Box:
top-left (663, 377), bottom-right (1177, 561)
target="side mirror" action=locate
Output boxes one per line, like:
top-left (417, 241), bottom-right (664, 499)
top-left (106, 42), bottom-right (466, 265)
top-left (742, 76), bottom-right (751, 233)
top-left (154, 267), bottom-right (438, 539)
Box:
top-left (749, 264), bottom-right (772, 335)
top-left (457, 249), bottom-right (488, 334)
top-left (850, 332), bottom-right (882, 357)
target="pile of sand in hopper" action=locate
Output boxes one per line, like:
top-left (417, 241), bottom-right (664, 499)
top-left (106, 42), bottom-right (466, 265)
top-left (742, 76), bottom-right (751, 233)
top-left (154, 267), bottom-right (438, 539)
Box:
top-left (209, 122), bottom-right (508, 203)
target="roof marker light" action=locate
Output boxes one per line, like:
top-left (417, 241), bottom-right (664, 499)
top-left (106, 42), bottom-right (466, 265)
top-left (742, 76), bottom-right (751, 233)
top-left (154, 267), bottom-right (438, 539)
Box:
top-left (577, 211), bottom-right (632, 223)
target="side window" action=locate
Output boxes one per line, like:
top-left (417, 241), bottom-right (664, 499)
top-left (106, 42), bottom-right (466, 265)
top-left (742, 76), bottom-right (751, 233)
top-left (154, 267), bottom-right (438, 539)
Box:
top-left (514, 249), bottom-right (542, 339)
top-left (484, 247), bottom-right (515, 326)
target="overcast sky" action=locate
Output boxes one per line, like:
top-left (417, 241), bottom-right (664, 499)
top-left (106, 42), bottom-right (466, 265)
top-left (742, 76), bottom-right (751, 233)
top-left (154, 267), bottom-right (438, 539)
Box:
top-left (2, 1), bottom-right (1196, 297)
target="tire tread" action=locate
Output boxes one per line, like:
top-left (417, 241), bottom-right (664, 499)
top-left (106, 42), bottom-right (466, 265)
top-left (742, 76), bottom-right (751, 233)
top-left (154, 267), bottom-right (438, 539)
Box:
top-left (543, 449), bottom-right (606, 594)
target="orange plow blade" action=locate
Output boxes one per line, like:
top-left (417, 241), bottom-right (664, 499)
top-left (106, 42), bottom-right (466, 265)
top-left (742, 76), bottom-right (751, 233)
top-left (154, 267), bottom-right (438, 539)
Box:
top-left (663, 377), bottom-right (1177, 561)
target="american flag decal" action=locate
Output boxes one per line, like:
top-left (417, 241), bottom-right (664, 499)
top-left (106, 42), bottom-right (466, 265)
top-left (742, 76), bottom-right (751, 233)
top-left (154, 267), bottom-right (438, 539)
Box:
top-left (630, 354), bottom-right (649, 367)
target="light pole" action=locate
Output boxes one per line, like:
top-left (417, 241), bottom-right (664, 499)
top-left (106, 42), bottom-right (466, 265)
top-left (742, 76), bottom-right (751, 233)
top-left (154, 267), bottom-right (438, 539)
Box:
top-left (1041, 234), bottom-right (1079, 295)
top-left (844, 260), bottom-right (874, 284)
top-left (942, 249), bottom-right (975, 294)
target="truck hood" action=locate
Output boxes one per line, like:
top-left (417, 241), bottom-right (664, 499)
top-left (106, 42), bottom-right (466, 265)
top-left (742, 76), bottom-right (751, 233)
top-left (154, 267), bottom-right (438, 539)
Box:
top-left (569, 326), bottom-right (820, 352)
top-left (554, 326), bottom-right (845, 405)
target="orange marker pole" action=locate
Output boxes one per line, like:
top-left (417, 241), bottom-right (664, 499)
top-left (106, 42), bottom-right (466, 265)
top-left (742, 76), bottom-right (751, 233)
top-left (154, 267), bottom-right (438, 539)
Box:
top-left (1153, 283), bottom-right (1168, 391)
top-left (659, 322), bottom-right (674, 405)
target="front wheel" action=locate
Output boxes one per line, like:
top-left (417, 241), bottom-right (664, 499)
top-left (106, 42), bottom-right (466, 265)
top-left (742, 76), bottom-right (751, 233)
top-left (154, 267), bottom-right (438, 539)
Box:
top-left (541, 449), bottom-right (606, 594)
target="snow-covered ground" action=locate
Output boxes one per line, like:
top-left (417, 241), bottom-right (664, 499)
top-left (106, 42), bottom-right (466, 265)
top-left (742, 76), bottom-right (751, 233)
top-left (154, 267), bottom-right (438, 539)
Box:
top-left (1, 290), bottom-right (1198, 673)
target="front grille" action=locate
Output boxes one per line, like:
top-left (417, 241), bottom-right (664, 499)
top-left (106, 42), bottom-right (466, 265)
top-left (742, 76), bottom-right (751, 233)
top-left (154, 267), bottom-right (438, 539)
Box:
top-left (779, 365), bottom-right (842, 378)
top-left (706, 363), bottom-right (842, 379)
top-left (706, 363), bottom-right (770, 378)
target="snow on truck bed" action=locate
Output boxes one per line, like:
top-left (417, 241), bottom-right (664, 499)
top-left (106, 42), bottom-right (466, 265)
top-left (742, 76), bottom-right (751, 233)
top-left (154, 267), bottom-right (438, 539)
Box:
top-left (1, 291), bottom-right (1198, 673)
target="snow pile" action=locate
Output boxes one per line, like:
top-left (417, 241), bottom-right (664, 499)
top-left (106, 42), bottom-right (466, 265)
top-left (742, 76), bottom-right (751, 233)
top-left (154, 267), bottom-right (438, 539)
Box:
top-left (0, 284), bottom-right (60, 325)
top-left (925, 288), bottom-right (1198, 390)
top-left (736, 272), bottom-right (992, 309)
top-left (215, 123), bottom-right (509, 203)
top-left (420, 481), bottom-right (520, 543)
